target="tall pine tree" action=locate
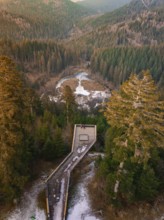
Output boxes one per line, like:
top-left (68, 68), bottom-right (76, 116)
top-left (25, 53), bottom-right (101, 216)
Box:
top-left (0, 56), bottom-right (31, 202)
top-left (104, 70), bottom-right (164, 164)
top-left (101, 70), bottom-right (164, 203)
top-left (62, 85), bottom-right (76, 124)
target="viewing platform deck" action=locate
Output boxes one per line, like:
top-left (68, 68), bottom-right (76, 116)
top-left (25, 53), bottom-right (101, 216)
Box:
top-left (45, 124), bottom-right (97, 220)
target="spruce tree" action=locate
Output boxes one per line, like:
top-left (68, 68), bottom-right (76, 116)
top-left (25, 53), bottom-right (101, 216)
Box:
top-left (0, 56), bottom-right (30, 202)
top-left (62, 85), bottom-right (76, 124)
top-left (104, 70), bottom-right (164, 164)
top-left (102, 70), bottom-right (164, 203)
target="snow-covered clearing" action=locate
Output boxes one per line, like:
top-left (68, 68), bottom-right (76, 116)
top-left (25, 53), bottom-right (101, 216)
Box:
top-left (6, 180), bottom-right (46, 220)
top-left (67, 160), bottom-right (102, 220)
top-left (49, 71), bottom-right (111, 109)
top-left (75, 80), bottom-right (90, 96)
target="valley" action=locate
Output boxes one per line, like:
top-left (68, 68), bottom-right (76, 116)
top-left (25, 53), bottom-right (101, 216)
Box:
top-left (0, 0), bottom-right (164, 220)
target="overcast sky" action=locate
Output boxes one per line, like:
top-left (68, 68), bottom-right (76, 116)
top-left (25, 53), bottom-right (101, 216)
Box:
top-left (71, 0), bottom-right (84, 2)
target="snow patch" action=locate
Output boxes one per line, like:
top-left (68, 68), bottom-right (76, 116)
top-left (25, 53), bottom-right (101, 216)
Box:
top-left (91, 91), bottom-right (110, 99)
top-left (155, 215), bottom-right (164, 220)
top-left (49, 95), bottom-right (59, 102)
top-left (67, 161), bottom-right (102, 220)
top-left (75, 72), bottom-right (90, 81)
top-left (94, 103), bottom-right (101, 108)
top-left (6, 180), bottom-right (46, 220)
top-left (75, 81), bottom-right (90, 96)
top-left (77, 145), bottom-right (87, 154)
top-left (40, 93), bottom-right (45, 99)
top-left (56, 72), bottom-right (90, 90)
top-left (56, 77), bottom-right (70, 89)
top-left (49, 71), bottom-right (111, 110)
top-left (88, 152), bottom-right (105, 158)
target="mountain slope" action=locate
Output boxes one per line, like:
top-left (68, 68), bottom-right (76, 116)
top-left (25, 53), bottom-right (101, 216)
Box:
top-left (71, 0), bottom-right (164, 48)
top-left (67, 0), bottom-right (164, 89)
top-left (77, 0), bottom-right (131, 13)
top-left (0, 0), bottom-right (91, 40)
top-left (90, 0), bottom-right (164, 28)
top-left (72, 4), bottom-right (164, 50)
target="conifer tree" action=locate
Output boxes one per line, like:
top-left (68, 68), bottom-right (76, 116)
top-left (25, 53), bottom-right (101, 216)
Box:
top-left (103, 70), bottom-right (164, 201)
top-left (105, 70), bottom-right (164, 163)
top-left (0, 56), bottom-right (30, 202)
top-left (62, 85), bottom-right (76, 124)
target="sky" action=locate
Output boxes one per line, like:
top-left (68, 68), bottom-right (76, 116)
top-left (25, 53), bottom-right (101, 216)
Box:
top-left (71, 0), bottom-right (84, 2)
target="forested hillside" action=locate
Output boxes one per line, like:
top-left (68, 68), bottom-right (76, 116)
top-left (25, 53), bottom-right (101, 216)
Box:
top-left (75, 2), bottom-right (164, 48)
top-left (0, 0), bottom-right (90, 39)
top-left (68, 7), bottom-right (164, 91)
top-left (0, 0), bottom-right (164, 216)
top-left (89, 0), bottom-right (164, 27)
top-left (77, 0), bottom-right (131, 13)
top-left (91, 46), bottom-right (164, 87)
top-left (0, 0), bottom-right (163, 91)
top-left (0, 39), bottom-right (79, 77)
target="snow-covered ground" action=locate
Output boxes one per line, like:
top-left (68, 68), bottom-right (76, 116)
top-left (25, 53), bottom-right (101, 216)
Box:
top-left (75, 80), bottom-right (90, 96)
top-left (5, 155), bottom-right (102, 220)
top-left (4, 153), bottom-right (164, 220)
top-left (156, 216), bottom-right (164, 220)
top-left (66, 159), bottom-right (102, 220)
top-left (6, 180), bottom-right (46, 220)
top-left (49, 72), bottom-right (111, 110)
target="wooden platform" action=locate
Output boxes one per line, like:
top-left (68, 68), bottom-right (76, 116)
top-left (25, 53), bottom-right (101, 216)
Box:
top-left (45, 124), bottom-right (97, 220)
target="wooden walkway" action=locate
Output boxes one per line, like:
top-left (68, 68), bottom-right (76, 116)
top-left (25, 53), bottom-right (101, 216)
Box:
top-left (45, 124), bottom-right (97, 220)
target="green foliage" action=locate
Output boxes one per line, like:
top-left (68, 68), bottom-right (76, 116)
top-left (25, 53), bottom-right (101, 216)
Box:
top-left (90, 0), bottom-right (164, 28)
top-left (72, 5), bottom-right (164, 61)
top-left (0, 56), bottom-right (33, 202)
top-left (0, 0), bottom-right (163, 207)
top-left (135, 166), bottom-right (159, 201)
top-left (54, 128), bottom-right (66, 157)
top-left (151, 148), bottom-right (164, 191)
top-left (0, 0), bottom-right (90, 40)
top-left (128, 8), bottom-right (164, 44)
top-left (62, 85), bottom-right (76, 124)
top-left (0, 39), bottom-right (79, 78)
top-left (97, 71), bottom-right (164, 206)
top-left (105, 71), bottom-right (164, 163)
top-left (0, 57), bottom-right (71, 203)
top-left (35, 110), bottom-right (68, 161)
top-left (91, 46), bottom-right (164, 88)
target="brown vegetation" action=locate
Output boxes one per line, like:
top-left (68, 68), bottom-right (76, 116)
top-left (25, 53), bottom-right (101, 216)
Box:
top-left (81, 80), bottom-right (105, 91)
top-left (88, 174), bottom-right (164, 220)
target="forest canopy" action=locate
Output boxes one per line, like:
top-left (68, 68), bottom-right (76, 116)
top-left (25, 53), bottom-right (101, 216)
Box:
top-left (97, 71), bottom-right (164, 205)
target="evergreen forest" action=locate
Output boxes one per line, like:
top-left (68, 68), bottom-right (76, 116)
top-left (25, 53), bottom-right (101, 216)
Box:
top-left (0, 0), bottom-right (163, 217)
